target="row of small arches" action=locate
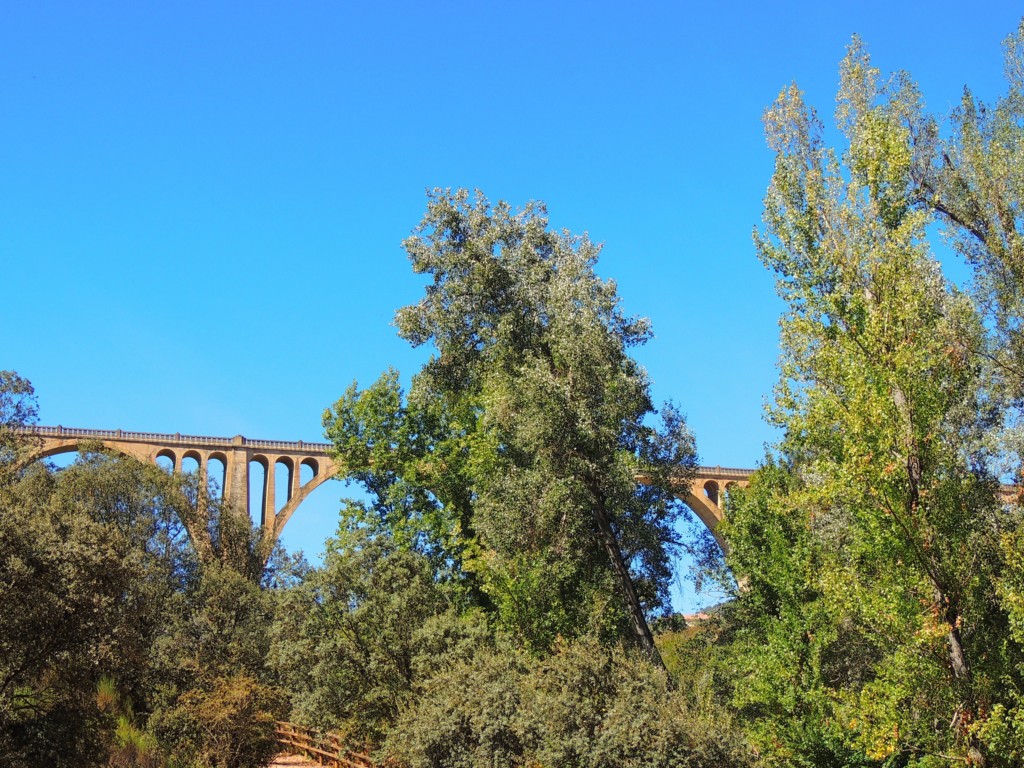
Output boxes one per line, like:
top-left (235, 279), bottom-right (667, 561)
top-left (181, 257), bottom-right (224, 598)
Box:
top-left (153, 449), bottom-right (320, 526)
top-left (702, 480), bottom-right (740, 506)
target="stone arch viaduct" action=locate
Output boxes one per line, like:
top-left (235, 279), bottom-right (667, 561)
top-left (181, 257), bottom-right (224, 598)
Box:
top-left (24, 425), bottom-right (752, 550)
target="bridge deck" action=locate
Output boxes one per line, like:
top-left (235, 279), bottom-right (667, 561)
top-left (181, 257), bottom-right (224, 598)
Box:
top-left (23, 426), bottom-right (753, 477)
top-left (24, 425), bottom-right (333, 454)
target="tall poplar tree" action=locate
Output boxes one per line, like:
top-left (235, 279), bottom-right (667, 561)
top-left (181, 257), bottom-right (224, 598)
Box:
top-left (918, 21), bottom-right (1024, 760)
top-left (735, 41), bottom-right (1014, 765)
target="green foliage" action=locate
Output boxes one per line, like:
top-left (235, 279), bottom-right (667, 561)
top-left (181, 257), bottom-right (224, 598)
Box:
top-left (721, 468), bottom-right (873, 768)
top-left (149, 674), bottom-right (283, 768)
top-left (14, 25), bottom-right (1024, 768)
top-left (154, 564), bottom-right (275, 682)
top-left (324, 189), bottom-right (698, 660)
top-left (386, 635), bottom-right (754, 768)
top-left (0, 370), bottom-right (38, 473)
top-left (0, 476), bottom-right (130, 766)
top-left (972, 523), bottom-right (1024, 762)
top-left (323, 369), bottom-right (478, 581)
top-left (0, 407), bottom-right (198, 767)
top-left (732, 30), bottom-right (1024, 767)
top-left (270, 525), bottom-right (752, 768)
top-left (97, 675), bottom-right (161, 768)
top-left (0, 373), bottom-right (291, 766)
top-left (269, 528), bottom-right (483, 743)
top-left (387, 642), bottom-right (528, 768)
top-left (921, 21), bottom-right (1024, 449)
top-left (148, 562), bottom-right (284, 767)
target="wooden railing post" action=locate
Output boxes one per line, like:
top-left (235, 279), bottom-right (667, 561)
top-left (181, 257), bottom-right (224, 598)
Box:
top-left (274, 721), bottom-right (374, 768)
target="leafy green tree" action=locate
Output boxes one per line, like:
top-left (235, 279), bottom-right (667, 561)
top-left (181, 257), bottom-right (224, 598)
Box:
top-left (975, 522), bottom-right (1024, 761)
top-left (148, 673), bottom-right (282, 768)
top-left (324, 190), bottom-right (697, 661)
top-left (40, 450), bottom-right (200, 709)
top-left (147, 562), bottom-right (285, 768)
top-left (0, 370), bottom-right (39, 478)
top-left (736, 38), bottom-right (1018, 766)
top-left (0, 467), bottom-right (139, 766)
top-left (722, 464), bottom-right (875, 767)
top-left (269, 527), bottom-right (486, 743)
top-left (917, 21), bottom-right (1024, 410)
top-left (0, 376), bottom-right (203, 767)
top-left (323, 368), bottom-right (476, 585)
top-left (0, 370), bottom-right (296, 767)
top-left (920, 22), bottom-right (1024, 741)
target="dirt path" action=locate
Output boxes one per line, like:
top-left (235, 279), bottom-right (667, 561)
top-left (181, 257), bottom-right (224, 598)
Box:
top-left (268, 754), bottom-right (319, 767)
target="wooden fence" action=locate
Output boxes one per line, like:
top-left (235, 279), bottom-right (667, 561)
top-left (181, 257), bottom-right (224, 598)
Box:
top-left (274, 721), bottom-right (374, 768)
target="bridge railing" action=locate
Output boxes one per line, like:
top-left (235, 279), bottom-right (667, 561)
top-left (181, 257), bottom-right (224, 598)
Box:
top-left (25, 426), bottom-right (237, 444)
top-left (274, 721), bottom-right (373, 767)
top-left (697, 466), bottom-right (754, 479)
top-left (245, 438), bottom-right (332, 452)
top-left (22, 426), bottom-right (333, 454)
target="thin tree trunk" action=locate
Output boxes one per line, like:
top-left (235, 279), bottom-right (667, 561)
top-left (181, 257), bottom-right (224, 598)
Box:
top-left (893, 384), bottom-right (984, 765)
top-left (896, 388), bottom-right (973, 683)
top-left (589, 493), bottom-right (667, 671)
top-left (943, 598), bottom-right (970, 681)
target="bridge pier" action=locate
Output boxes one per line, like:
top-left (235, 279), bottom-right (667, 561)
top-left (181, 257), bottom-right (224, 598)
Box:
top-left (224, 438), bottom-right (250, 519)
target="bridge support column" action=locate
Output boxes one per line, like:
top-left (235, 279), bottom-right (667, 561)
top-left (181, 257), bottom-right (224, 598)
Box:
top-left (263, 460), bottom-right (276, 530)
top-left (224, 438), bottom-right (249, 517)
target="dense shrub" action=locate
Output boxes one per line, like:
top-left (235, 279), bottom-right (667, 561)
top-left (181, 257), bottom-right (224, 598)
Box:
top-left (148, 563), bottom-right (284, 768)
top-left (385, 636), bottom-right (754, 768)
top-left (269, 531), bottom-right (487, 743)
top-left (149, 674), bottom-right (283, 768)
top-left (0, 445), bottom-right (195, 768)
top-left (386, 644), bottom-right (530, 768)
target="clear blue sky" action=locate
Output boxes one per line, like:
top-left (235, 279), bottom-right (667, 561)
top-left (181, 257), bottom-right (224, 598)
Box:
top-left (3, 2), bottom-right (1020, 610)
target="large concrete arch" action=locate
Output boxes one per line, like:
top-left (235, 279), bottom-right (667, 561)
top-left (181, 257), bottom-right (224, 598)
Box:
top-left (35, 436), bottom-right (154, 464)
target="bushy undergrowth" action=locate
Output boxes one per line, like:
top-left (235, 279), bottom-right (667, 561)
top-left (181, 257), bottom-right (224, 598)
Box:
top-left (384, 635), bottom-right (753, 768)
top-left (149, 674), bottom-right (284, 768)
top-left (266, 533), bottom-right (754, 768)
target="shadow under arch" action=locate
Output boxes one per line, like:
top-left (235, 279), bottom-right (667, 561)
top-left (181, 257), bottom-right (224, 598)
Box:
top-left (32, 438), bottom-right (147, 466)
top-left (206, 452), bottom-right (228, 498)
